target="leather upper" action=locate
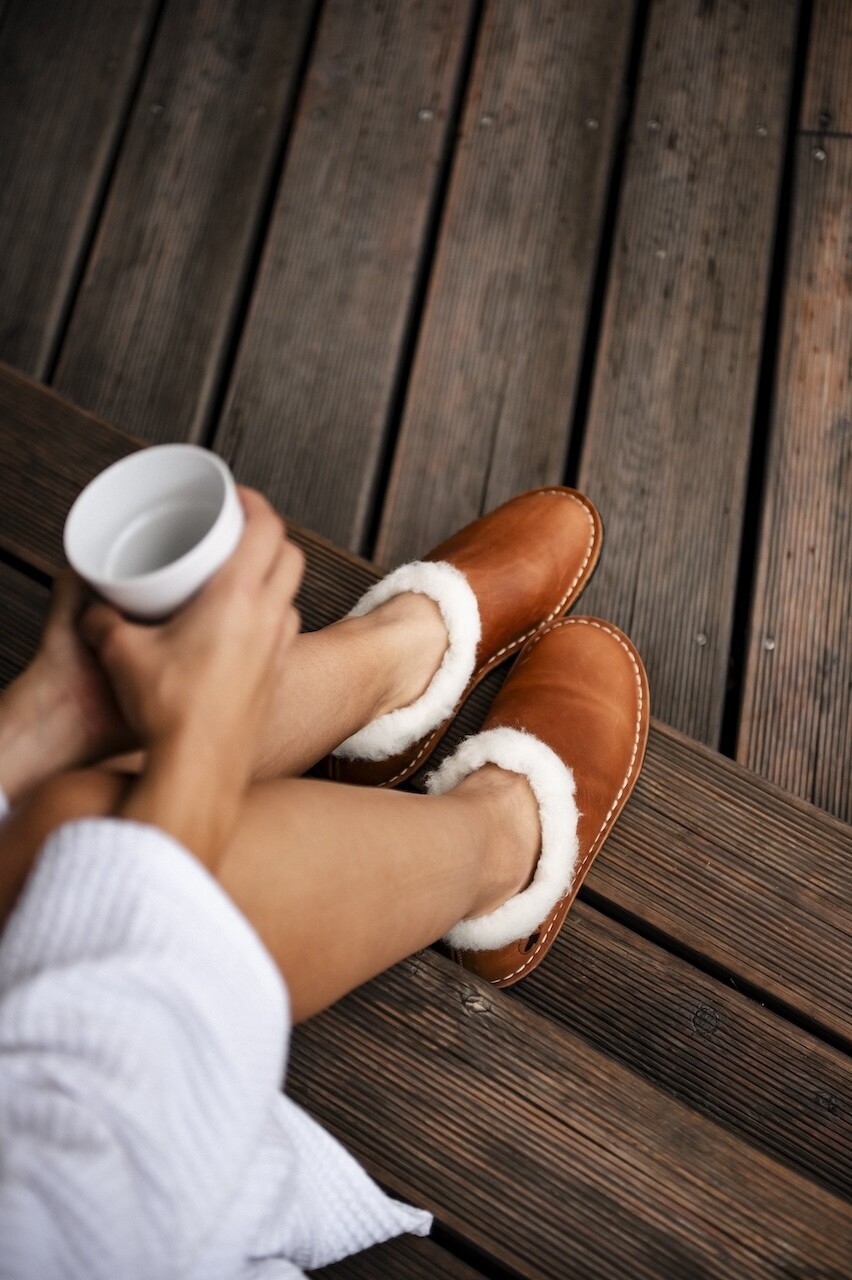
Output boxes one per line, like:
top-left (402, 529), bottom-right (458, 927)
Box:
top-left (452, 616), bottom-right (649, 987)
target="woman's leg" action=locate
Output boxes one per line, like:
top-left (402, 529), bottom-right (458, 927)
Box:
top-left (251, 593), bottom-right (448, 780)
top-left (1, 764), bottom-right (538, 1021)
top-left (216, 766), bottom-right (538, 1021)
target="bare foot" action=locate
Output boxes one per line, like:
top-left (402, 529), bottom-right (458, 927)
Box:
top-left (450, 764), bottom-right (541, 920)
top-left (366, 592), bottom-right (451, 719)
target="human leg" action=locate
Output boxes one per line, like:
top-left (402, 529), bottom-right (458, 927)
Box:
top-left (216, 766), bottom-right (539, 1022)
top-left (0, 761), bottom-right (539, 1021)
top-left (255, 487), bottom-right (601, 782)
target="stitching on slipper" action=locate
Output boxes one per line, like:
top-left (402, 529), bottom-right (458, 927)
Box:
top-left (498, 619), bottom-right (645, 983)
top-left (381, 492), bottom-right (598, 786)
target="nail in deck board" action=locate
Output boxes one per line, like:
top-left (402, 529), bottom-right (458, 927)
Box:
top-left (214, 0), bottom-right (476, 552)
top-left (738, 6), bottom-right (852, 823)
top-left (577, 0), bottom-right (798, 748)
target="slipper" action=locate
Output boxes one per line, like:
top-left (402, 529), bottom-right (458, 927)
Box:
top-left (426, 617), bottom-right (649, 987)
top-left (326, 487), bottom-right (602, 789)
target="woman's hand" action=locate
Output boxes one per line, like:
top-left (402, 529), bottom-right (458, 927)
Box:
top-left (81, 489), bottom-right (304, 864)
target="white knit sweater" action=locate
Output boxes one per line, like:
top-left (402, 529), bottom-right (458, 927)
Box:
top-left (0, 790), bottom-right (430, 1277)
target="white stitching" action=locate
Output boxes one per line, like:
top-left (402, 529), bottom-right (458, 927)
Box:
top-left (380, 491), bottom-right (599, 787)
top-left (497, 618), bottom-right (645, 982)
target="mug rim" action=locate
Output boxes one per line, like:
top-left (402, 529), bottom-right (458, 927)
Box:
top-left (63, 444), bottom-right (237, 591)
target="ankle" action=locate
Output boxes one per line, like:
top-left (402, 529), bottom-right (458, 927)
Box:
top-left (364, 593), bottom-right (449, 721)
top-left (452, 765), bottom-right (541, 920)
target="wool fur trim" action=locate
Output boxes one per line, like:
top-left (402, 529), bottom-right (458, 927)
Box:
top-left (426, 727), bottom-right (579, 951)
top-left (332, 560), bottom-right (481, 762)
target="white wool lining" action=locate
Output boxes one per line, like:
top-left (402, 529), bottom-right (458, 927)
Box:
top-left (332, 561), bottom-right (481, 762)
top-left (426, 727), bottom-right (579, 952)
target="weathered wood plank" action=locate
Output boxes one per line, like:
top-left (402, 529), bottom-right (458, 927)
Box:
top-left (0, 367), bottom-right (138, 578)
top-left (53, 0), bottom-right (316, 444)
top-left (595, 720), bottom-right (852, 1044)
top-left (0, 562), bottom-right (48, 690)
top-left (311, 1236), bottom-right (484, 1280)
top-left (374, 0), bottom-right (636, 566)
top-left (576, 0), bottom-right (798, 748)
top-left (518, 900), bottom-right (852, 1199)
top-left (801, 0), bottom-right (852, 134)
top-left (290, 951), bottom-right (852, 1279)
top-left (1, 363), bottom-right (850, 1047)
top-left (214, 0), bottom-right (476, 551)
top-left (0, 0), bottom-right (159, 375)
top-left (737, 40), bottom-right (852, 823)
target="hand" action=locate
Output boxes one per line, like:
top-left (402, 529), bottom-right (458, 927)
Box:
top-left (81, 489), bottom-right (304, 862)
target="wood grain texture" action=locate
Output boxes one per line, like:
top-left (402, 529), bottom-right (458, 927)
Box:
top-left (311, 1236), bottom-right (485, 1279)
top-left (0, 0), bottom-right (158, 375)
top-left (290, 951), bottom-right (852, 1279)
top-left (214, 0), bottom-right (476, 551)
top-left (738, 139), bottom-right (851, 822)
top-left (1, 363), bottom-right (850, 1046)
top-left (53, 0), bottom-right (316, 443)
top-left (595, 721), bottom-right (852, 1044)
top-left (0, 562), bottom-right (48, 689)
top-left (0, 364), bottom-right (138, 576)
top-left (801, 0), bottom-right (852, 133)
top-left (375, 0), bottom-right (636, 567)
top-left (518, 900), bottom-right (852, 1199)
top-left (577, 0), bottom-right (797, 748)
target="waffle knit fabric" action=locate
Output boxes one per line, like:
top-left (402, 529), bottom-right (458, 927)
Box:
top-left (0, 790), bottom-right (430, 1278)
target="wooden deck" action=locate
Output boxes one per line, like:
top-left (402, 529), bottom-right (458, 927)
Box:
top-left (1, 2), bottom-right (850, 1275)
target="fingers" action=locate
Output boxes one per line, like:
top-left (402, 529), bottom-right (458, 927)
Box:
top-left (227, 487), bottom-right (287, 586)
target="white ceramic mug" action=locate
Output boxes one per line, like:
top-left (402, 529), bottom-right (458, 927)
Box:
top-left (63, 444), bottom-right (244, 619)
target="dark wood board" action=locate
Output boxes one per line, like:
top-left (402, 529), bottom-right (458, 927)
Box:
top-left (738, 138), bottom-right (852, 823)
top-left (576, 0), bottom-right (798, 749)
top-left (53, 0), bottom-right (316, 444)
top-left (289, 950), bottom-right (852, 1279)
top-left (374, 0), bottom-right (637, 567)
top-left (0, 562), bottom-right (48, 691)
top-left (517, 900), bottom-right (852, 1199)
top-left (214, 0), bottom-right (476, 551)
top-left (0, 363), bottom-right (850, 1049)
top-left (311, 1235), bottom-right (485, 1280)
top-left (0, 367), bottom-right (139, 578)
top-left (800, 0), bottom-right (852, 134)
top-left (0, 0), bottom-right (159, 375)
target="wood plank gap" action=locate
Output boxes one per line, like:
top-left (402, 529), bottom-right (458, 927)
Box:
top-left (575, 0), bottom-right (801, 746)
top-left (361, 0), bottom-right (486, 561)
top-left (581, 874), bottom-right (852, 1059)
top-left (800, 127), bottom-right (852, 138)
top-left (716, 0), bottom-right (814, 759)
top-left (0, 547), bottom-right (50, 592)
top-left (198, 0), bottom-right (326, 451)
top-left (42, 0), bottom-right (168, 384)
top-left (311, 1231), bottom-right (493, 1280)
top-left (430, 1223), bottom-right (526, 1280)
top-left (562, 0), bottom-right (651, 488)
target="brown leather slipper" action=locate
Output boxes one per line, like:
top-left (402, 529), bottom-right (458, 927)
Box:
top-left (326, 487), bottom-right (602, 789)
top-left (426, 617), bottom-right (649, 987)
